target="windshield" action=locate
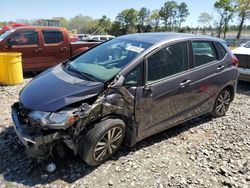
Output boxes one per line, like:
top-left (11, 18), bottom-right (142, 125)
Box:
top-left (0, 29), bottom-right (14, 41)
top-left (244, 41), bottom-right (250, 48)
top-left (67, 38), bottom-right (152, 81)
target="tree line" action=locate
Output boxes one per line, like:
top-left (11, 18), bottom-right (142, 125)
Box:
top-left (198, 0), bottom-right (250, 39)
top-left (0, 0), bottom-right (249, 39)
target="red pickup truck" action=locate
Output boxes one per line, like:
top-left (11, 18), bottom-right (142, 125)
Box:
top-left (0, 26), bottom-right (100, 71)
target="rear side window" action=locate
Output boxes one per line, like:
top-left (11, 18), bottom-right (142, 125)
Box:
top-left (8, 30), bottom-right (38, 46)
top-left (192, 41), bottom-right (217, 67)
top-left (147, 42), bottom-right (188, 83)
top-left (100, 37), bottom-right (107, 41)
top-left (215, 42), bottom-right (227, 60)
top-left (42, 30), bottom-right (63, 44)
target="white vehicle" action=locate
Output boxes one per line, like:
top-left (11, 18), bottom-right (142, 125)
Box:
top-left (77, 34), bottom-right (90, 41)
top-left (232, 41), bottom-right (250, 82)
top-left (89, 35), bottom-right (115, 41)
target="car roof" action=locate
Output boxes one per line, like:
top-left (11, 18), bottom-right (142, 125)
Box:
top-left (11, 26), bottom-right (65, 31)
top-left (119, 32), bottom-right (225, 44)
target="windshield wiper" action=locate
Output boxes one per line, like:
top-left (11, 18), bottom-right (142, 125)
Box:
top-left (66, 65), bottom-right (97, 82)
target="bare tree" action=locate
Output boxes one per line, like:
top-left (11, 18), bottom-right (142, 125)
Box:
top-left (198, 12), bottom-right (214, 36)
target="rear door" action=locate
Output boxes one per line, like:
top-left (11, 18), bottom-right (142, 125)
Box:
top-left (40, 29), bottom-right (70, 69)
top-left (186, 40), bottom-right (230, 114)
top-left (2, 29), bottom-right (42, 71)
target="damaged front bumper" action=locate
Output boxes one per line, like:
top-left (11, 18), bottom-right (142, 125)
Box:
top-left (11, 103), bottom-right (63, 157)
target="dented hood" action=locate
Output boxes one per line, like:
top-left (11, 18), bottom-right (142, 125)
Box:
top-left (20, 65), bottom-right (104, 112)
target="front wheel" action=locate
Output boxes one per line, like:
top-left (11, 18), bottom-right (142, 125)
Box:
top-left (211, 88), bottom-right (232, 117)
top-left (80, 119), bottom-right (125, 166)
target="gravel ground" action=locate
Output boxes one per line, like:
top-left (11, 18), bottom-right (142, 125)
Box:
top-left (0, 78), bottom-right (249, 188)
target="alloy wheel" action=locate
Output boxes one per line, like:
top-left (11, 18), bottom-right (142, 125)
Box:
top-left (93, 127), bottom-right (123, 161)
top-left (215, 90), bottom-right (231, 116)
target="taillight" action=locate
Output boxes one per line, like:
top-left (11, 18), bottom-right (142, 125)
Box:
top-left (231, 54), bottom-right (239, 67)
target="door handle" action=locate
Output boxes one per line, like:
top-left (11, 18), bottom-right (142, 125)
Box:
top-left (217, 65), bottom-right (225, 71)
top-left (179, 79), bottom-right (191, 88)
top-left (61, 47), bottom-right (68, 51)
top-left (33, 48), bottom-right (42, 53)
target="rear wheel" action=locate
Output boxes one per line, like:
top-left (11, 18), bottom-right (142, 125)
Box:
top-left (79, 119), bottom-right (125, 166)
top-left (211, 88), bottom-right (231, 117)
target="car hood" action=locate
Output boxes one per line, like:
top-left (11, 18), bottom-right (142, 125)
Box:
top-left (20, 65), bottom-right (104, 112)
top-left (232, 47), bottom-right (250, 55)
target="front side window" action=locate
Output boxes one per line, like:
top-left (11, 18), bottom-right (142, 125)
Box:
top-left (42, 30), bottom-right (63, 44)
top-left (147, 42), bottom-right (188, 83)
top-left (8, 30), bottom-right (38, 46)
top-left (192, 41), bottom-right (217, 67)
top-left (66, 38), bottom-right (152, 81)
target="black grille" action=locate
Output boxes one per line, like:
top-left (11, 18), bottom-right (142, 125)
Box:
top-left (235, 54), bottom-right (250, 69)
top-left (18, 103), bottom-right (31, 119)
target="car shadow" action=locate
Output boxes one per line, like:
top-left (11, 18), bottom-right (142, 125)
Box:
top-left (0, 114), bottom-right (213, 186)
top-left (237, 81), bottom-right (250, 96)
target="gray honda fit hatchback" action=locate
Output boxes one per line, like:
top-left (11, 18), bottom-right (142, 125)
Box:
top-left (12, 33), bottom-right (239, 166)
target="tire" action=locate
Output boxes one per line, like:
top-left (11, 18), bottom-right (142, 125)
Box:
top-left (211, 88), bottom-right (232, 117)
top-left (79, 119), bottom-right (125, 166)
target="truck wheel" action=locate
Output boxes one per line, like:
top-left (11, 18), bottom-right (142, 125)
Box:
top-left (211, 88), bottom-right (231, 117)
top-left (80, 119), bottom-right (125, 166)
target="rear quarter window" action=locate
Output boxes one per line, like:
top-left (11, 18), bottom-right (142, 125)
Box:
top-left (42, 30), bottom-right (63, 44)
top-left (215, 42), bottom-right (227, 60)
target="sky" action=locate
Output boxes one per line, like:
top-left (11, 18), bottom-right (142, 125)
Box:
top-left (0, 0), bottom-right (248, 27)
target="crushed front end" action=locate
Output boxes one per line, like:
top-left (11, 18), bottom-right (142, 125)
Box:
top-left (11, 102), bottom-right (86, 160)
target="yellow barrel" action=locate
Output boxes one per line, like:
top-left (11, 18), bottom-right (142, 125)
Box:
top-left (0, 52), bottom-right (23, 85)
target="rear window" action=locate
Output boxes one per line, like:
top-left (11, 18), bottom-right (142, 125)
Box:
top-left (100, 37), bottom-right (107, 41)
top-left (192, 41), bottom-right (217, 67)
top-left (42, 30), bottom-right (63, 44)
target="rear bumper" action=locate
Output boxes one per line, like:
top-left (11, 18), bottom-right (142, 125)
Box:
top-left (238, 68), bottom-right (250, 82)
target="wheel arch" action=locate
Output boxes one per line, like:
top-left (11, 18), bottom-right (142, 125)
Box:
top-left (222, 84), bottom-right (235, 102)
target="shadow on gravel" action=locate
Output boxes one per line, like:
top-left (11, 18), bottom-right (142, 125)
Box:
top-left (0, 114), bottom-right (212, 186)
top-left (237, 81), bottom-right (250, 96)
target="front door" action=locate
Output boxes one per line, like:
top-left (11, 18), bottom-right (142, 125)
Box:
top-left (3, 29), bottom-right (42, 71)
top-left (135, 42), bottom-right (196, 139)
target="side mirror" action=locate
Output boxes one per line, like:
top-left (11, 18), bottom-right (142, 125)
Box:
top-left (110, 75), bottom-right (124, 88)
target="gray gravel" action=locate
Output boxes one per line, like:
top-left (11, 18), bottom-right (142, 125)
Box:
top-left (0, 78), bottom-right (249, 188)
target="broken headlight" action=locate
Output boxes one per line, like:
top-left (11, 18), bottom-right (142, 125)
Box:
top-left (29, 109), bottom-right (79, 129)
